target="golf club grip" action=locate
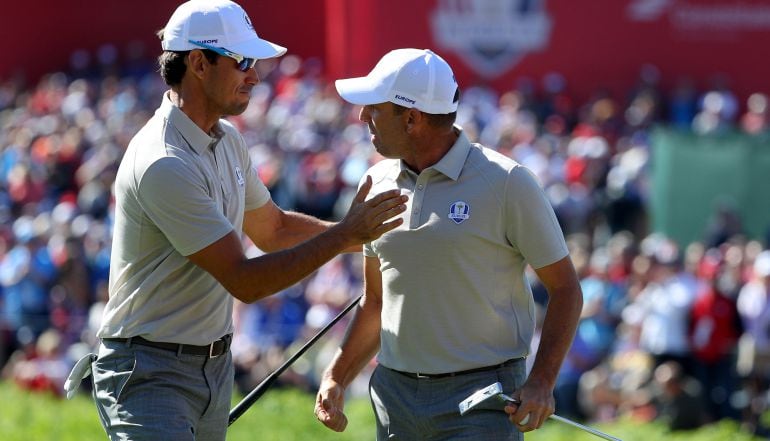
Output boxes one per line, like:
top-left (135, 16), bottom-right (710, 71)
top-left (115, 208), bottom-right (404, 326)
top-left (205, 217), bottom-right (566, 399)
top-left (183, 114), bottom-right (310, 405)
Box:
top-left (228, 293), bottom-right (363, 426)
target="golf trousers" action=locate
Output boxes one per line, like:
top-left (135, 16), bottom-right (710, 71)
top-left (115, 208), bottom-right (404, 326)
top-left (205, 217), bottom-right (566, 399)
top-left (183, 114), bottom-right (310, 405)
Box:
top-left (370, 358), bottom-right (526, 441)
top-left (92, 338), bottom-right (233, 441)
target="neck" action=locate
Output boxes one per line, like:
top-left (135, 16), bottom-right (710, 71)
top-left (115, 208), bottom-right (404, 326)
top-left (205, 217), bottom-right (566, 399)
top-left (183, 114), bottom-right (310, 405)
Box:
top-left (168, 87), bottom-right (220, 135)
top-left (404, 126), bottom-right (459, 173)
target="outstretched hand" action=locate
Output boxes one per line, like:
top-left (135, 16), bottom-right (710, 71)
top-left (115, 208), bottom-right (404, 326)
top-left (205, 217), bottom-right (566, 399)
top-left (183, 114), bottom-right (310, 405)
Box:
top-left (336, 176), bottom-right (407, 247)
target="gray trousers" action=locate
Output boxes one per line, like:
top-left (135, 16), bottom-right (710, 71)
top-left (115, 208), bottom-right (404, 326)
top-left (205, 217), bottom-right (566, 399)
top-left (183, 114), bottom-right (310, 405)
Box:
top-left (370, 360), bottom-right (526, 441)
top-left (92, 339), bottom-right (233, 441)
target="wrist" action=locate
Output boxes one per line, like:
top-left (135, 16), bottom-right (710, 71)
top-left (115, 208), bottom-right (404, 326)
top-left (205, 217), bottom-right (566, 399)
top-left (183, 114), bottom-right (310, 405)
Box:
top-left (324, 222), bottom-right (358, 251)
top-left (525, 374), bottom-right (555, 392)
top-left (322, 373), bottom-right (346, 390)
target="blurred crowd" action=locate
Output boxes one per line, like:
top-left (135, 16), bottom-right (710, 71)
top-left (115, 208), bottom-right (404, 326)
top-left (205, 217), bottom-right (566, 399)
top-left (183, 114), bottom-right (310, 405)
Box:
top-left (0, 45), bottom-right (769, 435)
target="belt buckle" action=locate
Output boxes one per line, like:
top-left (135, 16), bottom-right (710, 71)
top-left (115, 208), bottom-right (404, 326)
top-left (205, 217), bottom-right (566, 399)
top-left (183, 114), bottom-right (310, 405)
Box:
top-left (415, 372), bottom-right (430, 379)
top-left (208, 341), bottom-right (220, 358)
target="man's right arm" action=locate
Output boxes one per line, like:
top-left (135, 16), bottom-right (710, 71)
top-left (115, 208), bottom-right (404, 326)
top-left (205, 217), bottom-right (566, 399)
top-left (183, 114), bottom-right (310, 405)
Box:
top-left (315, 255), bottom-right (384, 432)
top-left (187, 177), bottom-right (405, 303)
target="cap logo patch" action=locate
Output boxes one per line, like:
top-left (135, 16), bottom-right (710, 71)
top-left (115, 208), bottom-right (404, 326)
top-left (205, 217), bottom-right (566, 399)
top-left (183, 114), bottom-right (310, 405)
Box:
top-left (395, 94), bottom-right (416, 105)
top-left (244, 13), bottom-right (254, 31)
top-left (448, 201), bottom-right (470, 224)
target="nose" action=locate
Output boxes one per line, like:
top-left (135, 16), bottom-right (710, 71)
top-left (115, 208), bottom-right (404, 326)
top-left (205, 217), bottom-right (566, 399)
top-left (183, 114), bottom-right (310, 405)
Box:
top-left (359, 105), bottom-right (371, 123)
top-left (246, 66), bottom-right (260, 85)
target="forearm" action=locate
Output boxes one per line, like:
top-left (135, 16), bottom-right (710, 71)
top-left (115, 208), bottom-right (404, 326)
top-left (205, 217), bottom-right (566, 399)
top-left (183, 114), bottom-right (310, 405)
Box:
top-left (225, 225), bottom-right (354, 302)
top-left (528, 287), bottom-right (583, 388)
top-left (324, 296), bottom-right (382, 388)
top-left (258, 210), bottom-right (362, 253)
top-left (260, 210), bottom-right (332, 251)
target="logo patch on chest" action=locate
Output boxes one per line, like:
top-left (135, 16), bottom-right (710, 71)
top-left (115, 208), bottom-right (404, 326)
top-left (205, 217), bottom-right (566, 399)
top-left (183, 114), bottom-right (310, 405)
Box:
top-left (448, 201), bottom-right (470, 224)
top-left (235, 166), bottom-right (245, 186)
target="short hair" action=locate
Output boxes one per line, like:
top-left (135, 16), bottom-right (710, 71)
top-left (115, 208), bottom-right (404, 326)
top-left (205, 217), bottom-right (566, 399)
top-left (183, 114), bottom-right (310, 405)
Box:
top-left (156, 28), bottom-right (219, 87)
top-left (392, 87), bottom-right (460, 128)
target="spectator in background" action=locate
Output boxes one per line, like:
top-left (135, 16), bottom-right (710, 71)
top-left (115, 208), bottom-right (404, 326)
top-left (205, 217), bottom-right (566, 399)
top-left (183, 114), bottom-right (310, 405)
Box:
top-left (740, 93), bottom-right (769, 135)
top-left (703, 201), bottom-right (744, 249)
top-left (692, 76), bottom-right (739, 135)
top-left (623, 236), bottom-right (699, 375)
top-left (0, 216), bottom-right (56, 342)
top-left (556, 240), bottom-right (625, 420)
top-left (737, 250), bottom-right (770, 384)
top-left (688, 248), bottom-right (742, 421)
top-left (2, 328), bottom-right (70, 396)
top-left (668, 77), bottom-right (699, 130)
top-left (651, 361), bottom-right (706, 431)
top-left (625, 64), bottom-right (663, 132)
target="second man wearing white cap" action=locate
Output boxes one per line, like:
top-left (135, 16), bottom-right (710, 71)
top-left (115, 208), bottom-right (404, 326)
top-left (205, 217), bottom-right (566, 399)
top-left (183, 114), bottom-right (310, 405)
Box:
top-left (314, 48), bottom-right (583, 440)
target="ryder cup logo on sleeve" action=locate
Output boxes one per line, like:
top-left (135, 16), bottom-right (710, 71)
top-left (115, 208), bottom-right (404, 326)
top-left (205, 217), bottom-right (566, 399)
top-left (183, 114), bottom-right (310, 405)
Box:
top-left (448, 201), bottom-right (470, 224)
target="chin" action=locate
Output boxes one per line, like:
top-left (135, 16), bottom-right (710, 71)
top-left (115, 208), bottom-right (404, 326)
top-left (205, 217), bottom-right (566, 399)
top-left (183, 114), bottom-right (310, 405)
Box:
top-left (227, 102), bottom-right (250, 116)
top-left (375, 148), bottom-right (397, 159)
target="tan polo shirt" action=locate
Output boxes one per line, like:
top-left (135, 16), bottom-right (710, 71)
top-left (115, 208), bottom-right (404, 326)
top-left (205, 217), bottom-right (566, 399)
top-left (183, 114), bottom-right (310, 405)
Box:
top-left (98, 93), bottom-right (270, 344)
top-left (363, 128), bottom-right (568, 374)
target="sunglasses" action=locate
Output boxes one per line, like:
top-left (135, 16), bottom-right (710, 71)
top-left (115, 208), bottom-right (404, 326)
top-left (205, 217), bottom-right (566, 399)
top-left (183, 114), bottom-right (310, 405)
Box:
top-left (188, 40), bottom-right (257, 72)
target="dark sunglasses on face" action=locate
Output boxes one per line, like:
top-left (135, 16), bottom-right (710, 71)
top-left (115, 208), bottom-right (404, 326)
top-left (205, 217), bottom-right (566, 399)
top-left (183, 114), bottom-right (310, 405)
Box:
top-left (188, 40), bottom-right (258, 72)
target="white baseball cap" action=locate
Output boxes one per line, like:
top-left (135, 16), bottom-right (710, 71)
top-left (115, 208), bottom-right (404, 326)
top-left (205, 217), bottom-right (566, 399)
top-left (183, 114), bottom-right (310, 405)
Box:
top-left (335, 48), bottom-right (458, 115)
top-left (161, 0), bottom-right (287, 59)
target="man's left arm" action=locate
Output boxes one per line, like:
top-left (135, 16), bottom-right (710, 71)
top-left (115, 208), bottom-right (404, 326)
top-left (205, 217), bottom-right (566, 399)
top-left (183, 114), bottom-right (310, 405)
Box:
top-left (243, 201), bottom-right (361, 253)
top-left (505, 255), bottom-right (583, 431)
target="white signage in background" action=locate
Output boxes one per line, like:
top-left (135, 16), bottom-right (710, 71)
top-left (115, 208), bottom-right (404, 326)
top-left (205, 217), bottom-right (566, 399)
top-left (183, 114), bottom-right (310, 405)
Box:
top-left (430, 0), bottom-right (552, 79)
top-left (627, 0), bottom-right (770, 32)
top-left (627, 0), bottom-right (673, 21)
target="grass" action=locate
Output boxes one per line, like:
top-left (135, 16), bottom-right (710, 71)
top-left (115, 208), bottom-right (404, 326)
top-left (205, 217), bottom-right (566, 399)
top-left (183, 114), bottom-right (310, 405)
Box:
top-left (0, 381), bottom-right (376, 441)
top-left (0, 380), bottom-right (762, 440)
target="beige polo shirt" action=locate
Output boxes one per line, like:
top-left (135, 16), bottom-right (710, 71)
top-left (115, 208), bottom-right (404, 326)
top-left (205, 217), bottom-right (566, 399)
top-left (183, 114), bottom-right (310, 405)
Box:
top-left (363, 128), bottom-right (568, 374)
top-left (98, 93), bottom-right (270, 344)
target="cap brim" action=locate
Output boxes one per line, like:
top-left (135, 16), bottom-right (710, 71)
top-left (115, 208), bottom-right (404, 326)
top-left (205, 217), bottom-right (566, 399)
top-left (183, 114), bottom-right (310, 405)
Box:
top-left (335, 77), bottom-right (388, 105)
top-left (228, 38), bottom-right (287, 59)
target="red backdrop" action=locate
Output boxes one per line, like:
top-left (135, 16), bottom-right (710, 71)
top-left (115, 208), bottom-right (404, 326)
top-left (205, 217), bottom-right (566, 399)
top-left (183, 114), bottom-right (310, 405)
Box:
top-left (2, 0), bottom-right (769, 102)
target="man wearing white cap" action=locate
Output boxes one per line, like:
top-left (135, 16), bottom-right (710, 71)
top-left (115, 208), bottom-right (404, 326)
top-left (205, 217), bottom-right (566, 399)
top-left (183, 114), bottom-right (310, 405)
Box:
top-left (314, 49), bottom-right (583, 440)
top-left (76, 1), bottom-right (407, 440)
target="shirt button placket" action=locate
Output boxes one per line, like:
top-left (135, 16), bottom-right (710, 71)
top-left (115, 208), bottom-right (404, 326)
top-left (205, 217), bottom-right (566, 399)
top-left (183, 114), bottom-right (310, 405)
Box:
top-left (410, 177), bottom-right (427, 229)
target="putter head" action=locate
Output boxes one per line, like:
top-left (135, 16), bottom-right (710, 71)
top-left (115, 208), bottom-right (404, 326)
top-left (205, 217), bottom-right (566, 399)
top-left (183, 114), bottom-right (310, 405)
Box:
top-left (459, 382), bottom-right (507, 416)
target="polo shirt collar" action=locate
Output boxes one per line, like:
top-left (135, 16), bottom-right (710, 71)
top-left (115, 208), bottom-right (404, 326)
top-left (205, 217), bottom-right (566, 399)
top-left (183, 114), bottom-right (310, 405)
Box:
top-left (158, 92), bottom-right (223, 154)
top-left (399, 126), bottom-right (471, 181)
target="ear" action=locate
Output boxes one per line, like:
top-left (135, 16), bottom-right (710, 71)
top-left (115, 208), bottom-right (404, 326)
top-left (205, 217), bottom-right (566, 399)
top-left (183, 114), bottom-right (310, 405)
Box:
top-left (405, 108), bottom-right (423, 133)
top-left (186, 49), bottom-right (208, 80)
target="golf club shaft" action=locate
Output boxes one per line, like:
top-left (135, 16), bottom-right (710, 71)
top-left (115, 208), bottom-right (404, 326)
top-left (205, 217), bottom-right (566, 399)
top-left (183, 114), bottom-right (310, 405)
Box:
top-left (548, 414), bottom-right (622, 441)
top-left (501, 394), bottom-right (621, 441)
top-left (228, 293), bottom-right (363, 426)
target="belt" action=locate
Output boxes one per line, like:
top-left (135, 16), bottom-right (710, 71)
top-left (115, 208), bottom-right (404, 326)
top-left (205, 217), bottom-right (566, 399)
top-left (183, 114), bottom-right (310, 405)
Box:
top-left (103, 334), bottom-right (232, 358)
top-left (388, 357), bottom-right (525, 379)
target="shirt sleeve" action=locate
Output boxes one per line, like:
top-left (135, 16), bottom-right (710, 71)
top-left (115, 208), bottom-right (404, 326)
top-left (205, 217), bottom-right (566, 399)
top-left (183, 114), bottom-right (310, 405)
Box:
top-left (138, 156), bottom-right (234, 256)
top-left (505, 165), bottom-right (568, 269)
top-left (237, 135), bottom-right (271, 211)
